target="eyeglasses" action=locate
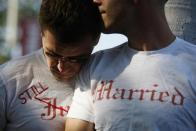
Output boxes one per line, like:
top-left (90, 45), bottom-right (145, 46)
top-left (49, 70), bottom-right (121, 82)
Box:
top-left (44, 51), bottom-right (91, 64)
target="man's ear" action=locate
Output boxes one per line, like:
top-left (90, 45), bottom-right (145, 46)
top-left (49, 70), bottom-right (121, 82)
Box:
top-left (41, 31), bottom-right (44, 37)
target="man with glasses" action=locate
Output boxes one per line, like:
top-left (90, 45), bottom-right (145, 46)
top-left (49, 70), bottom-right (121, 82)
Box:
top-left (0, 0), bottom-right (103, 130)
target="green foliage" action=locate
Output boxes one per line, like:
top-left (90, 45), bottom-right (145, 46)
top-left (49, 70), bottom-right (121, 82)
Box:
top-left (0, 1), bottom-right (6, 26)
top-left (0, 12), bottom-right (6, 25)
top-left (0, 54), bottom-right (10, 64)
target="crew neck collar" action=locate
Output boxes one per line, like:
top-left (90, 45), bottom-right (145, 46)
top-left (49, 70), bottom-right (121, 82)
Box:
top-left (125, 37), bottom-right (179, 56)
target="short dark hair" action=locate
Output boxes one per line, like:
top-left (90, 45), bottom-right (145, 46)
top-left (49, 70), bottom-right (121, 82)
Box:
top-left (39, 0), bottom-right (103, 45)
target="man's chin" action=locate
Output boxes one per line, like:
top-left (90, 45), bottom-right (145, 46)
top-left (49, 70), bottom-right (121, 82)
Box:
top-left (52, 72), bottom-right (75, 82)
top-left (102, 21), bottom-right (123, 34)
top-left (102, 25), bottom-right (117, 34)
top-left (54, 75), bottom-right (74, 82)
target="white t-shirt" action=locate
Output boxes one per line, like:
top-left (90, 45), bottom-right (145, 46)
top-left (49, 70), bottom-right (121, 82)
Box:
top-left (0, 49), bottom-right (74, 131)
top-left (68, 37), bottom-right (196, 131)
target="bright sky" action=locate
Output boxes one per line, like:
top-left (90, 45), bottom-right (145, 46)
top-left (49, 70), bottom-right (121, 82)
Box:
top-left (93, 33), bottom-right (128, 53)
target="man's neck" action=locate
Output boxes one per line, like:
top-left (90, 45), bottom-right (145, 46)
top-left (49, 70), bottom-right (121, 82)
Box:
top-left (127, 32), bottom-right (176, 51)
top-left (126, 12), bottom-right (176, 51)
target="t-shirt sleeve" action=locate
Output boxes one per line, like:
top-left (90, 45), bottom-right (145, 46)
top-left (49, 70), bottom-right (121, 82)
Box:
top-left (67, 52), bottom-right (101, 123)
top-left (67, 87), bottom-right (94, 123)
top-left (67, 57), bottom-right (94, 122)
top-left (0, 74), bottom-right (7, 130)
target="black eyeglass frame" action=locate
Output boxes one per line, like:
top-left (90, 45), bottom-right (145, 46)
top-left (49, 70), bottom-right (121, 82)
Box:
top-left (44, 51), bottom-right (91, 64)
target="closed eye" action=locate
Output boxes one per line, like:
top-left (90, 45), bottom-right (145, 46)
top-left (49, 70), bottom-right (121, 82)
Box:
top-left (45, 52), bottom-right (60, 59)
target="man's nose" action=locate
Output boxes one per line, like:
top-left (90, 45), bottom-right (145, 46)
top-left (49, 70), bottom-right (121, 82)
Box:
top-left (57, 60), bottom-right (65, 73)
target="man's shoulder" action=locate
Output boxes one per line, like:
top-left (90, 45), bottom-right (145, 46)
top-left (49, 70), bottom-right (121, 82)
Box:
top-left (0, 49), bottom-right (42, 78)
top-left (1, 49), bottom-right (41, 66)
top-left (92, 43), bottom-right (127, 58)
top-left (175, 37), bottom-right (196, 69)
top-left (177, 37), bottom-right (196, 50)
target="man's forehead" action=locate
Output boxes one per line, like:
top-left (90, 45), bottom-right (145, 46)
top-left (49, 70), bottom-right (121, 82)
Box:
top-left (44, 43), bottom-right (93, 57)
top-left (43, 29), bottom-right (95, 45)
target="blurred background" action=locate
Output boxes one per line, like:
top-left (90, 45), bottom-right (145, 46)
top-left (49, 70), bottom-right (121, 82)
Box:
top-left (0, 0), bottom-right (196, 64)
top-left (0, 0), bottom-right (41, 64)
top-left (0, 0), bottom-right (127, 64)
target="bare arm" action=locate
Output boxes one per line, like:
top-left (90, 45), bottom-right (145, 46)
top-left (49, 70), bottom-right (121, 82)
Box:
top-left (65, 118), bottom-right (94, 131)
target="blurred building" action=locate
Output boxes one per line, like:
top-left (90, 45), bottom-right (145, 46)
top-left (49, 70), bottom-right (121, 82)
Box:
top-left (0, 0), bottom-right (41, 64)
top-left (165, 0), bottom-right (196, 44)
